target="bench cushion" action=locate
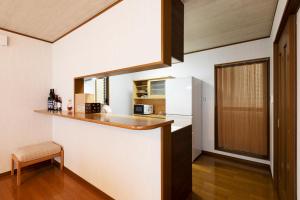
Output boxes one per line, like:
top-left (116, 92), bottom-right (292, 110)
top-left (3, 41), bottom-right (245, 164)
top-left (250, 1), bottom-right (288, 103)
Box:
top-left (14, 142), bottom-right (61, 162)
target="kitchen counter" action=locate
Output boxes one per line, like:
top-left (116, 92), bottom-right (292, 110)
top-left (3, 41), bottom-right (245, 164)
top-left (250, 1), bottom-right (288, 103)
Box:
top-left (165, 115), bottom-right (192, 132)
top-left (34, 110), bottom-right (173, 130)
top-left (35, 110), bottom-right (191, 200)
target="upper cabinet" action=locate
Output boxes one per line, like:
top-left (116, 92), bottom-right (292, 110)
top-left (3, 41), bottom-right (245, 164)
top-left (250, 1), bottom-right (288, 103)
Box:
top-left (162, 0), bottom-right (184, 66)
top-left (133, 77), bottom-right (170, 99)
top-left (171, 0), bottom-right (184, 63)
top-left (149, 79), bottom-right (166, 98)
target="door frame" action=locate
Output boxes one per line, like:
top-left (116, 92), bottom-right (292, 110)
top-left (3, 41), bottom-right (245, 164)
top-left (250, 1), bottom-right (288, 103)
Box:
top-left (273, 0), bottom-right (299, 199)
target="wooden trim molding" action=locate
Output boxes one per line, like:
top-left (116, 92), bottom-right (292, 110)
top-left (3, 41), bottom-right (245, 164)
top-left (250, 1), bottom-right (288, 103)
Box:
top-left (0, 27), bottom-right (53, 43)
top-left (0, 160), bottom-right (53, 177)
top-left (215, 57), bottom-right (270, 68)
top-left (161, 0), bottom-right (172, 66)
top-left (185, 36), bottom-right (270, 55)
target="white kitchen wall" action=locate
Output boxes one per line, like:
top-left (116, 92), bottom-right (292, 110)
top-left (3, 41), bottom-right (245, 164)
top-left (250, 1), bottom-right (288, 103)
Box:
top-left (51, 0), bottom-right (163, 199)
top-left (0, 30), bottom-right (52, 173)
top-left (129, 38), bottom-right (272, 165)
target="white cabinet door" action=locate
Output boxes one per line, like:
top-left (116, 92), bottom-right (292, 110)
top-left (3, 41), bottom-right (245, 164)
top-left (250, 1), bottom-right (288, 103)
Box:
top-left (166, 77), bottom-right (192, 115)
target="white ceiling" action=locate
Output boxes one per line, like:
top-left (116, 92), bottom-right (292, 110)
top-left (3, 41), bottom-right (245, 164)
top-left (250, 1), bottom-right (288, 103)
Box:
top-left (184, 0), bottom-right (278, 53)
top-left (0, 0), bottom-right (278, 50)
top-left (0, 0), bottom-right (120, 42)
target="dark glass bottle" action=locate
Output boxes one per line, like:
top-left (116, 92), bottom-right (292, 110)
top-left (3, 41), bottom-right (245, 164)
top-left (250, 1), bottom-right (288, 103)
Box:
top-left (54, 95), bottom-right (58, 111)
top-left (48, 89), bottom-right (55, 111)
top-left (58, 97), bottom-right (62, 111)
top-left (48, 96), bottom-right (52, 111)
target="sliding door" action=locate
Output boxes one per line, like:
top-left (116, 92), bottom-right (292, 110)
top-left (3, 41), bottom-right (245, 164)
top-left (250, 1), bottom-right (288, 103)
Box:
top-left (215, 58), bottom-right (269, 159)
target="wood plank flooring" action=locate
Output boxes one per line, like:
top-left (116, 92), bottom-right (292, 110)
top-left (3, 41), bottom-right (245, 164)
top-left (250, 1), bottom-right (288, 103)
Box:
top-left (0, 162), bottom-right (111, 200)
top-left (0, 155), bottom-right (277, 200)
top-left (190, 155), bottom-right (278, 200)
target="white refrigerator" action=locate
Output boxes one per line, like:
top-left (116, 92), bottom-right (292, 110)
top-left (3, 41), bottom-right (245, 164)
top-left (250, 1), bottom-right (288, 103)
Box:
top-left (166, 77), bottom-right (202, 161)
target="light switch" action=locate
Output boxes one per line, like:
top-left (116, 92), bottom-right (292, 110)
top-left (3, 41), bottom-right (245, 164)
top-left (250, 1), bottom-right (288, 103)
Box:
top-left (0, 35), bottom-right (8, 46)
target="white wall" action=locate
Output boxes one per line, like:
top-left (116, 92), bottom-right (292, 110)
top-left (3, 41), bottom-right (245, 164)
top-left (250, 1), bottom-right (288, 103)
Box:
top-left (0, 30), bottom-right (52, 173)
top-left (51, 0), bottom-right (163, 199)
top-left (109, 73), bottom-right (134, 115)
top-left (130, 38), bottom-right (272, 165)
top-left (52, 0), bottom-right (162, 107)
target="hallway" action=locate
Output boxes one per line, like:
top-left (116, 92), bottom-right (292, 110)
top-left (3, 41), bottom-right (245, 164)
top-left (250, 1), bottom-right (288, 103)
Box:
top-left (191, 155), bottom-right (278, 200)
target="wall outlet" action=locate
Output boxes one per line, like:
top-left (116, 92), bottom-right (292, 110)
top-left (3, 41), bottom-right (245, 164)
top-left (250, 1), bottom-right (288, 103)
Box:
top-left (0, 35), bottom-right (8, 46)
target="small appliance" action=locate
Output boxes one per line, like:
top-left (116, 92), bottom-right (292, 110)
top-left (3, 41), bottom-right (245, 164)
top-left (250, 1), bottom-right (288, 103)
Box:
top-left (134, 104), bottom-right (153, 115)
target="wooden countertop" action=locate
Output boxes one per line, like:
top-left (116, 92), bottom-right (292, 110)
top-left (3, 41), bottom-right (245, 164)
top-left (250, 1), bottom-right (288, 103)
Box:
top-left (34, 110), bottom-right (173, 130)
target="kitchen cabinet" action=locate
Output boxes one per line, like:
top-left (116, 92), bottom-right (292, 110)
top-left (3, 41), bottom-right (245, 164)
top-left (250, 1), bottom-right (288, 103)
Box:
top-left (133, 77), bottom-right (172, 118)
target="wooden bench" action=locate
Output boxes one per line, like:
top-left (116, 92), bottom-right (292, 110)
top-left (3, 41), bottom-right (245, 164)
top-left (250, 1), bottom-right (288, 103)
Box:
top-left (11, 141), bottom-right (64, 186)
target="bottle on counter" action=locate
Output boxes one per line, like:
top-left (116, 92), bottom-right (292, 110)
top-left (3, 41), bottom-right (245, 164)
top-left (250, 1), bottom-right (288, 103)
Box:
top-left (67, 99), bottom-right (73, 113)
top-left (58, 97), bottom-right (62, 111)
top-left (54, 95), bottom-right (58, 111)
top-left (48, 96), bottom-right (52, 111)
top-left (48, 89), bottom-right (55, 111)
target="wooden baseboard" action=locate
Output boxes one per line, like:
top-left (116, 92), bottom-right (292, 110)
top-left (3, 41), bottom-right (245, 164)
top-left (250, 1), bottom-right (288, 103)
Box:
top-left (0, 171), bottom-right (11, 177)
top-left (53, 161), bottom-right (113, 200)
top-left (201, 151), bottom-right (271, 172)
top-left (0, 160), bottom-right (53, 177)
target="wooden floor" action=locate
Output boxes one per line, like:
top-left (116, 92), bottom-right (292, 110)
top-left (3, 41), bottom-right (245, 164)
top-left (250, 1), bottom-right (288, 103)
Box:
top-left (0, 155), bottom-right (278, 200)
top-left (190, 155), bottom-right (278, 200)
top-left (0, 162), bottom-right (111, 200)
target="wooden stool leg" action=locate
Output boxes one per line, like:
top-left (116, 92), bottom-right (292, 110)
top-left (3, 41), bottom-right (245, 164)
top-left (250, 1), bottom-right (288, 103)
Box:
top-left (60, 149), bottom-right (64, 171)
top-left (17, 161), bottom-right (21, 186)
top-left (11, 155), bottom-right (14, 175)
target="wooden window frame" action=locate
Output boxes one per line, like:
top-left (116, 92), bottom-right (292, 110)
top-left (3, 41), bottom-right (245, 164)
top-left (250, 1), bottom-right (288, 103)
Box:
top-left (214, 57), bottom-right (270, 160)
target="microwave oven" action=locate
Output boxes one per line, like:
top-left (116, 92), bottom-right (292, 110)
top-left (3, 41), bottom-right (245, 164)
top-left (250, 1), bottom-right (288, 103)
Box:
top-left (134, 104), bottom-right (153, 115)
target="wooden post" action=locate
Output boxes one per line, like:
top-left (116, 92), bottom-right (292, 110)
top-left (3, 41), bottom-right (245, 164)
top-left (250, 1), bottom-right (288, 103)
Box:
top-left (11, 155), bottom-right (14, 175)
top-left (60, 149), bottom-right (64, 171)
top-left (17, 161), bottom-right (21, 186)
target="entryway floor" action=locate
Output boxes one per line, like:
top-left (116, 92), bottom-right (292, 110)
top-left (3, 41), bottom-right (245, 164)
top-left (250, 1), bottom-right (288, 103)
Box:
top-left (190, 155), bottom-right (278, 200)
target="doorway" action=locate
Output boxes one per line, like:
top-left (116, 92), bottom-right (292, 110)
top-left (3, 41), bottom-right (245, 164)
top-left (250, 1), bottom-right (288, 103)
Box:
top-left (273, 14), bottom-right (297, 200)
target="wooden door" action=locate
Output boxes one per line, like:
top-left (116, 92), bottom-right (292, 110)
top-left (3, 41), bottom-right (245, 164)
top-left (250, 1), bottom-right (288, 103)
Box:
top-left (275, 15), bottom-right (296, 200)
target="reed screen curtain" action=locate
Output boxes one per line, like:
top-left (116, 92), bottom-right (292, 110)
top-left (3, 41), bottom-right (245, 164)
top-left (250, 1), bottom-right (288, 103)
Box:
top-left (215, 59), bottom-right (268, 158)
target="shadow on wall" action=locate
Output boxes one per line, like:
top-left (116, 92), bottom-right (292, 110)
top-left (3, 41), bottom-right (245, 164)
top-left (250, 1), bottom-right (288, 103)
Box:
top-left (201, 81), bottom-right (214, 151)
